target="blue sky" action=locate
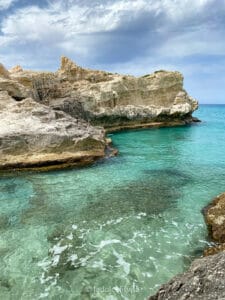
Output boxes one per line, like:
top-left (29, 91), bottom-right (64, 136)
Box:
top-left (0, 0), bottom-right (225, 103)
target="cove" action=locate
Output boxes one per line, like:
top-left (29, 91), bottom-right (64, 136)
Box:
top-left (0, 105), bottom-right (225, 299)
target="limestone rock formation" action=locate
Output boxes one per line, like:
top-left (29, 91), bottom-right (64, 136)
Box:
top-left (0, 65), bottom-right (31, 100)
top-left (204, 192), bottom-right (225, 243)
top-left (0, 63), bottom-right (10, 78)
top-left (9, 56), bottom-right (199, 131)
top-left (201, 192), bottom-right (225, 256)
top-left (9, 65), bottom-right (23, 73)
top-left (149, 252), bottom-right (225, 300)
top-left (0, 58), bottom-right (199, 170)
top-left (0, 91), bottom-right (105, 170)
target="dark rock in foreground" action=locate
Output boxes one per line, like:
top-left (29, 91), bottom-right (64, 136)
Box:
top-left (203, 192), bottom-right (225, 243)
top-left (150, 192), bottom-right (225, 299)
top-left (149, 252), bottom-right (225, 300)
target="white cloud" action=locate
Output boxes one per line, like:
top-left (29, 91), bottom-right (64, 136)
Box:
top-left (0, 0), bottom-right (224, 70)
top-left (1, 0), bottom-right (225, 102)
top-left (0, 0), bottom-right (16, 10)
top-left (158, 28), bottom-right (225, 57)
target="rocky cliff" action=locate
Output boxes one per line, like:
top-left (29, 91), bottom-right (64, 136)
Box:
top-left (0, 64), bottom-right (106, 170)
top-left (9, 57), bottom-right (198, 131)
top-left (0, 57), bottom-right (198, 170)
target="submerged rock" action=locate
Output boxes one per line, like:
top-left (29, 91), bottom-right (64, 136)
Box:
top-left (149, 252), bottom-right (225, 300)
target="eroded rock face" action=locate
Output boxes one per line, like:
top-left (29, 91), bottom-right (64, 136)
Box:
top-left (0, 58), bottom-right (199, 170)
top-left (0, 91), bottom-right (105, 170)
top-left (9, 56), bottom-right (198, 131)
top-left (149, 252), bottom-right (225, 300)
top-left (202, 192), bottom-right (225, 256)
top-left (204, 192), bottom-right (225, 243)
top-left (150, 192), bottom-right (225, 299)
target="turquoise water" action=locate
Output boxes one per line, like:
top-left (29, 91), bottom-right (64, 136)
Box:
top-left (0, 105), bottom-right (225, 299)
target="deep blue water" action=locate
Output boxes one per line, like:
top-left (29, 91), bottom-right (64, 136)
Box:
top-left (0, 105), bottom-right (225, 299)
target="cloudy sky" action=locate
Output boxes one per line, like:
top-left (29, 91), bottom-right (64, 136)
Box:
top-left (0, 0), bottom-right (225, 103)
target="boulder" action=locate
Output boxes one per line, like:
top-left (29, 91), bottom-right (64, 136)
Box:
top-left (149, 252), bottom-right (225, 300)
top-left (203, 192), bottom-right (225, 243)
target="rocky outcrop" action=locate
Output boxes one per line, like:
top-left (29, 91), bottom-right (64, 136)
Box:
top-left (0, 63), bottom-right (10, 78)
top-left (0, 91), bottom-right (106, 170)
top-left (0, 77), bottom-right (31, 101)
top-left (202, 192), bottom-right (225, 256)
top-left (149, 192), bottom-right (225, 299)
top-left (204, 192), bottom-right (225, 243)
top-left (0, 57), bottom-right (198, 170)
top-left (149, 252), bottom-right (225, 300)
top-left (9, 56), bottom-right (199, 131)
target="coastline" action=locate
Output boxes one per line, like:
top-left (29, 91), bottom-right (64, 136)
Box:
top-left (149, 192), bottom-right (225, 299)
top-left (0, 118), bottom-right (200, 172)
top-left (0, 57), bottom-right (198, 172)
top-left (105, 117), bottom-right (200, 133)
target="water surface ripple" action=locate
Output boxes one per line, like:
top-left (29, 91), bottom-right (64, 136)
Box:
top-left (0, 105), bottom-right (225, 299)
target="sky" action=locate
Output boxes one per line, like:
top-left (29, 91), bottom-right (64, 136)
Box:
top-left (0, 0), bottom-right (225, 104)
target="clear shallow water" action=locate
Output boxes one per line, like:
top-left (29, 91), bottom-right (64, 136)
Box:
top-left (0, 105), bottom-right (225, 299)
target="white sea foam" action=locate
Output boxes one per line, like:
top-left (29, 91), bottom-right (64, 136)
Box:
top-left (92, 259), bottom-right (106, 270)
top-left (39, 292), bottom-right (49, 299)
top-left (48, 243), bottom-right (68, 267)
top-left (66, 233), bottom-right (73, 240)
top-left (93, 239), bottom-right (121, 250)
top-left (68, 254), bottom-right (78, 265)
top-left (113, 250), bottom-right (130, 275)
top-left (49, 244), bottom-right (68, 256)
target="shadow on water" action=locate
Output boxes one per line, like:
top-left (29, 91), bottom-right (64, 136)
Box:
top-left (38, 168), bottom-right (193, 285)
top-left (143, 169), bottom-right (193, 186)
top-left (0, 166), bottom-right (197, 299)
top-left (20, 179), bottom-right (71, 228)
top-left (79, 168), bottom-right (193, 224)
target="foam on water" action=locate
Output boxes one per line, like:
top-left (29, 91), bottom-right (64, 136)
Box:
top-left (0, 105), bottom-right (225, 299)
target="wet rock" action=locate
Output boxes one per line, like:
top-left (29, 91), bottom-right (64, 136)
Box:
top-left (203, 243), bottom-right (225, 256)
top-left (150, 192), bottom-right (225, 299)
top-left (203, 192), bottom-right (225, 243)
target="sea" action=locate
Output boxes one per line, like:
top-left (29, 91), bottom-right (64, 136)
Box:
top-left (0, 105), bottom-right (225, 299)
